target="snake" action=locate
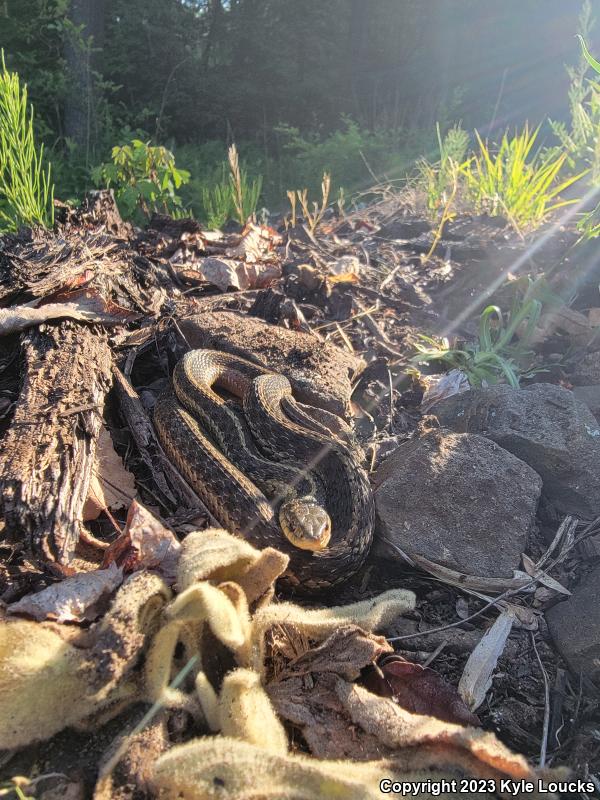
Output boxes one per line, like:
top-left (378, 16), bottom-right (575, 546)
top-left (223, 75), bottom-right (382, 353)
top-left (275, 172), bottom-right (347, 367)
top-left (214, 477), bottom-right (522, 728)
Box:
top-left (153, 349), bottom-right (374, 592)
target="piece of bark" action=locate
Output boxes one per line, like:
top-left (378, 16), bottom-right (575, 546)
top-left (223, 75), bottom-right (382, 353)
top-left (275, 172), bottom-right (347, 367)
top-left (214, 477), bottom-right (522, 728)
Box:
top-left (0, 322), bottom-right (112, 564)
top-left (177, 311), bottom-right (365, 416)
top-left (112, 367), bottom-right (218, 523)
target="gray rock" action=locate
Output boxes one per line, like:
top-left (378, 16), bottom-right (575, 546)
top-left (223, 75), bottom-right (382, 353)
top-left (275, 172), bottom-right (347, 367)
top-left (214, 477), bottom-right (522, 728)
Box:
top-left (434, 383), bottom-right (600, 518)
top-left (572, 385), bottom-right (600, 421)
top-left (373, 429), bottom-right (542, 577)
top-left (546, 565), bottom-right (600, 680)
top-left (570, 348), bottom-right (600, 385)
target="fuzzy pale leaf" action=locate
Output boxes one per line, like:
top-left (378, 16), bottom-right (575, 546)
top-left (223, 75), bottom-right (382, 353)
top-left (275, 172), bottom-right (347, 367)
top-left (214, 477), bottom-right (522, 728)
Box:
top-left (0, 620), bottom-right (97, 748)
top-left (167, 581), bottom-right (249, 651)
top-left (249, 588), bottom-right (415, 672)
top-left (176, 528), bottom-right (288, 602)
top-left (219, 668), bottom-right (288, 754)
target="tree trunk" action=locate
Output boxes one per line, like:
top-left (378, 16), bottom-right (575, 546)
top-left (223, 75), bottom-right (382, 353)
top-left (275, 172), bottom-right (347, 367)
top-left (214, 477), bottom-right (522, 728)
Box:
top-left (63, 0), bottom-right (105, 159)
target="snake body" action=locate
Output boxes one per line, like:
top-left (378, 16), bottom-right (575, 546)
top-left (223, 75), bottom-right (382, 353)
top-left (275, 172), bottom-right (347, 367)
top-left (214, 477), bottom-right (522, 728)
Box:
top-left (153, 349), bottom-right (374, 592)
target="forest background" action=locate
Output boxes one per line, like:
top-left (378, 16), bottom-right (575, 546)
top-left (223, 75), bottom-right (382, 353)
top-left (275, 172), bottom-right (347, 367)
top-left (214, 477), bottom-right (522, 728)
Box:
top-left (1, 0), bottom-right (597, 220)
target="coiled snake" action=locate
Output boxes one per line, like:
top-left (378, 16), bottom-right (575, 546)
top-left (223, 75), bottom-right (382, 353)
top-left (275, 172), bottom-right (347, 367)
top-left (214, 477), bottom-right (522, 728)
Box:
top-left (153, 350), bottom-right (374, 592)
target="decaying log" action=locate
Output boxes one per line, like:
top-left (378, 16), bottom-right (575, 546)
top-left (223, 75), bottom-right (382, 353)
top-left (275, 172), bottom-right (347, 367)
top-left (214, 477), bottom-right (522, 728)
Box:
top-left (0, 321), bottom-right (112, 565)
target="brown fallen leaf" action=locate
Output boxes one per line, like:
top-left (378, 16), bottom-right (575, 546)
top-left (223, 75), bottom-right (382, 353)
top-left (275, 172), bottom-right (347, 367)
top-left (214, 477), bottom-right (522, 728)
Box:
top-left (199, 255), bottom-right (281, 291)
top-left (363, 654), bottom-right (480, 727)
top-left (268, 672), bottom-right (393, 760)
top-left (102, 500), bottom-right (181, 582)
top-left (0, 290), bottom-right (139, 337)
top-left (226, 222), bottom-right (284, 262)
top-left (272, 625), bottom-right (392, 682)
top-left (7, 562), bottom-right (123, 623)
top-left (83, 426), bottom-right (137, 522)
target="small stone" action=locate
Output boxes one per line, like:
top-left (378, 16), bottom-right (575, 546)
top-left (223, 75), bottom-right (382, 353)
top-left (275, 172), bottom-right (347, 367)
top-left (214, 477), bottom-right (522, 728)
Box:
top-left (177, 311), bottom-right (364, 416)
top-left (373, 429), bottom-right (542, 577)
top-left (434, 383), bottom-right (600, 518)
top-left (546, 565), bottom-right (600, 680)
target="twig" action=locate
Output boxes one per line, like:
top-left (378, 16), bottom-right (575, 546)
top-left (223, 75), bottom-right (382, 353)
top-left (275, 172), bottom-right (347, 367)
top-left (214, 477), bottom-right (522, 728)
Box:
top-left (422, 640), bottom-right (447, 668)
top-left (531, 632), bottom-right (551, 767)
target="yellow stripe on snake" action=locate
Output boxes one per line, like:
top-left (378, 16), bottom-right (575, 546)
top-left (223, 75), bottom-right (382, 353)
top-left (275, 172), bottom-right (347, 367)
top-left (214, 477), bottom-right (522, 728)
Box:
top-left (153, 350), bottom-right (374, 593)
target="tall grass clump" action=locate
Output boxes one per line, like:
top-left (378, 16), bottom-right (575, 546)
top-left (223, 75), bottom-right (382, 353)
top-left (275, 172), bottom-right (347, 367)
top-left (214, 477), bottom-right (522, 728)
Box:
top-left (201, 144), bottom-right (262, 229)
top-left (0, 51), bottom-right (54, 231)
top-left (461, 126), bottom-right (585, 230)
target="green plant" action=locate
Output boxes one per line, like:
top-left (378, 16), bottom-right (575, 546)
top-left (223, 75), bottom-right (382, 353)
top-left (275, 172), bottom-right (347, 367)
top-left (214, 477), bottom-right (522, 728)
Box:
top-left (549, 4), bottom-right (600, 181)
top-left (201, 164), bottom-right (234, 229)
top-left (91, 139), bottom-right (190, 222)
top-left (411, 288), bottom-right (544, 388)
top-left (571, 33), bottom-right (600, 238)
top-left (416, 122), bottom-right (470, 215)
top-left (200, 143), bottom-right (262, 228)
top-left (227, 143), bottom-right (262, 224)
top-left (0, 51), bottom-right (54, 231)
top-left (460, 126), bottom-right (585, 230)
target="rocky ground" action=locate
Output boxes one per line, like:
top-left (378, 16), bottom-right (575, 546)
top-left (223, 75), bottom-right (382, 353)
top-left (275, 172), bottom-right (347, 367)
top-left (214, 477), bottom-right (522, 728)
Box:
top-left (0, 190), bottom-right (599, 798)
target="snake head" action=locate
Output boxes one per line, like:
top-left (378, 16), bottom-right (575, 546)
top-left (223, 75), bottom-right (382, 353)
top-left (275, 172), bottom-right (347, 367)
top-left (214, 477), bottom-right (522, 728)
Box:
top-left (279, 498), bottom-right (331, 552)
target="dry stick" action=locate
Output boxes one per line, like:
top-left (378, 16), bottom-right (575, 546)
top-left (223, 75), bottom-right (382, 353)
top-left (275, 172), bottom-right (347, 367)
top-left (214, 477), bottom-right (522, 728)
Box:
top-left (531, 631), bottom-right (551, 768)
top-left (387, 514), bottom-right (584, 647)
top-left (387, 367), bottom-right (394, 430)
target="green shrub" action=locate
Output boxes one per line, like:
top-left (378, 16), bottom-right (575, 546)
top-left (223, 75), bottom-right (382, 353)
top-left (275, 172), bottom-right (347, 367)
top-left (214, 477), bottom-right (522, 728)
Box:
top-left (0, 51), bottom-right (54, 231)
top-left (549, 3), bottom-right (600, 182)
top-left (91, 138), bottom-right (190, 222)
top-left (569, 32), bottom-right (600, 238)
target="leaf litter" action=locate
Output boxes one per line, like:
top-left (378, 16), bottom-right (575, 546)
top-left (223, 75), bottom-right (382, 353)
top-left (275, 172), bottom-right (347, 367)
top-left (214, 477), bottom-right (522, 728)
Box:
top-left (0, 192), bottom-right (598, 795)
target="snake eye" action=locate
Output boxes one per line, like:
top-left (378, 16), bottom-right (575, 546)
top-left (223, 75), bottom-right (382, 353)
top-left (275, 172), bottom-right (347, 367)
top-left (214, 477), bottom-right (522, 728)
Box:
top-left (279, 499), bottom-right (331, 552)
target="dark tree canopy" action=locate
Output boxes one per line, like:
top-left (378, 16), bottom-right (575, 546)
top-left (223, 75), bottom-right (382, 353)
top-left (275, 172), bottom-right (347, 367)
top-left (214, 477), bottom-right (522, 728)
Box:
top-left (0, 0), bottom-right (593, 203)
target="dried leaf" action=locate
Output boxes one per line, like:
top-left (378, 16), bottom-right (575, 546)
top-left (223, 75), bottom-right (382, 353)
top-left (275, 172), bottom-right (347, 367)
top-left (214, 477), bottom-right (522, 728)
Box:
top-left (275, 625), bottom-right (392, 682)
top-left (176, 528), bottom-right (288, 604)
top-left (83, 426), bottom-right (137, 521)
top-left (102, 500), bottom-right (180, 582)
top-left (0, 291), bottom-right (138, 336)
top-left (167, 581), bottom-right (250, 652)
top-left (84, 570), bottom-right (172, 695)
top-left (226, 222), bottom-right (283, 262)
top-left (421, 369), bottom-right (470, 411)
top-left (268, 672), bottom-right (393, 760)
top-left (199, 255), bottom-right (280, 291)
top-left (410, 554), bottom-right (531, 594)
top-left (363, 655), bottom-right (480, 726)
top-left (8, 562), bottom-right (122, 622)
top-left (327, 255), bottom-right (361, 276)
top-left (250, 589), bottom-right (415, 673)
top-left (521, 553), bottom-right (571, 596)
top-left (458, 610), bottom-right (514, 711)
top-left (588, 307), bottom-right (600, 327)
